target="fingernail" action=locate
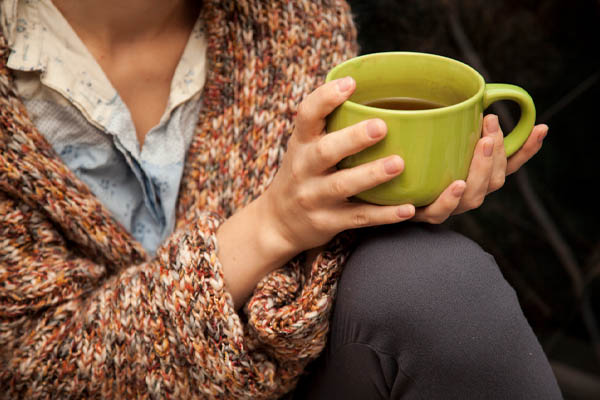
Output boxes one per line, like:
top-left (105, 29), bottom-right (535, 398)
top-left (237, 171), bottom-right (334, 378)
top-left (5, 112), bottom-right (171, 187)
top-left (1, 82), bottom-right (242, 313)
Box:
top-left (367, 119), bottom-right (386, 139)
top-left (538, 128), bottom-right (548, 143)
top-left (486, 115), bottom-right (499, 134)
top-left (337, 76), bottom-right (354, 92)
top-left (484, 139), bottom-right (494, 157)
top-left (452, 182), bottom-right (466, 197)
top-left (384, 156), bottom-right (402, 174)
top-left (397, 205), bottom-right (415, 218)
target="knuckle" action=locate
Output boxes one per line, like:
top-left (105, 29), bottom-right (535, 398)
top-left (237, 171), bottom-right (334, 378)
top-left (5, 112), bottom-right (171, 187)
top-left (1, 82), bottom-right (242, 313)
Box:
top-left (331, 92), bottom-right (345, 108)
top-left (309, 213), bottom-right (329, 233)
top-left (475, 194), bottom-right (486, 207)
top-left (314, 82), bottom-right (345, 109)
top-left (373, 163), bottom-right (385, 180)
top-left (295, 101), bottom-right (311, 126)
top-left (322, 83), bottom-right (344, 105)
top-left (296, 100), bottom-right (309, 118)
top-left (525, 140), bottom-right (539, 155)
top-left (315, 140), bottom-right (334, 165)
top-left (425, 214), bottom-right (444, 224)
top-left (352, 211), bottom-right (370, 227)
top-left (468, 194), bottom-right (485, 209)
top-left (357, 121), bottom-right (375, 144)
top-left (331, 177), bottom-right (347, 198)
top-left (295, 187), bottom-right (314, 210)
top-left (490, 174), bottom-right (506, 192)
top-left (290, 159), bottom-right (303, 181)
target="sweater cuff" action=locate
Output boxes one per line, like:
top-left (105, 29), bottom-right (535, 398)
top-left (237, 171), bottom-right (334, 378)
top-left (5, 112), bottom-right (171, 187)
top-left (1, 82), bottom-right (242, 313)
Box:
top-left (243, 230), bottom-right (357, 361)
top-left (156, 209), bottom-right (240, 325)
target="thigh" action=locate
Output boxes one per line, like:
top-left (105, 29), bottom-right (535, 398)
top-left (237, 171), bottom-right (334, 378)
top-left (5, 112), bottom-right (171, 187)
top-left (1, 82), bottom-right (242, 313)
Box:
top-left (291, 222), bottom-right (562, 400)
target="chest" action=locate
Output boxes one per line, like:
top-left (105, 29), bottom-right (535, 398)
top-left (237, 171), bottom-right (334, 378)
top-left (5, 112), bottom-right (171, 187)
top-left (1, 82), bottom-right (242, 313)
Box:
top-left (83, 34), bottom-right (192, 147)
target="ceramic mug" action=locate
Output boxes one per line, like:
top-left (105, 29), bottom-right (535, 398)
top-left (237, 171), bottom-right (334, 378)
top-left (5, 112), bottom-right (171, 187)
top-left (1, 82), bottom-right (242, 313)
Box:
top-left (325, 52), bottom-right (536, 206)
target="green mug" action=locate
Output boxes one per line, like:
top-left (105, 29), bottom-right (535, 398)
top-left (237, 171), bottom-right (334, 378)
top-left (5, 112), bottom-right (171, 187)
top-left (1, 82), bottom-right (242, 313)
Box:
top-left (325, 52), bottom-right (536, 206)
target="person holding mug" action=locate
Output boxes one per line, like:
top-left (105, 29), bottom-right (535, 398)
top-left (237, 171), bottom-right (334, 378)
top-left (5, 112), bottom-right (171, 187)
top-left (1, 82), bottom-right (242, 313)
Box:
top-left (0, 0), bottom-right (561, 398)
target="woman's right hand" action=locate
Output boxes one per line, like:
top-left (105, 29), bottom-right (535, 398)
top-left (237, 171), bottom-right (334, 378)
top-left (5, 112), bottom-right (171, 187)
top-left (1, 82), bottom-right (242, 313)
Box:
top-left (259, 77), bottom-right (416, 254)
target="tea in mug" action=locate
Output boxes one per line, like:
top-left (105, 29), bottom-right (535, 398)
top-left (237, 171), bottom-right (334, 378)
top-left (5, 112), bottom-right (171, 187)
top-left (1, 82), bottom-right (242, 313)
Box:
top-left (362, 96), bottom-right (446, 111)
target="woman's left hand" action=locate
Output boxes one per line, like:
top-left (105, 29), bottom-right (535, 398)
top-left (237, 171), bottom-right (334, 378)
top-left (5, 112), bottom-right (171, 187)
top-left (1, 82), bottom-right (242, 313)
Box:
top-left (412, 114), bottom-right (549, 224)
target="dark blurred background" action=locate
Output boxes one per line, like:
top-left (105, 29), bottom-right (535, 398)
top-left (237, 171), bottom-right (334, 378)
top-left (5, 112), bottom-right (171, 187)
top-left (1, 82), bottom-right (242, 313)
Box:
top-left (345, 0), bottom-right (600, 398)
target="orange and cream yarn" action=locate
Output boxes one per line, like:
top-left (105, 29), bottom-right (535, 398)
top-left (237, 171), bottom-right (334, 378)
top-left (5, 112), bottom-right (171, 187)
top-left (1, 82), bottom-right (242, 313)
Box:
top-left (0, 0), bottom-right (358, 398)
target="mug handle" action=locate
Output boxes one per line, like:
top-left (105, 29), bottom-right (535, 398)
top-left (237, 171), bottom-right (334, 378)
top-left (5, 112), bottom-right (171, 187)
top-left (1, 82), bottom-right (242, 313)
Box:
top-left (483, 84), bottom-right (536, 157)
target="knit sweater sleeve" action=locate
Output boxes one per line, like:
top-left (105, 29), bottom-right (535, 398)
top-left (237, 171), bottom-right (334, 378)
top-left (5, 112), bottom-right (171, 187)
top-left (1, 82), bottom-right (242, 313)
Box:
top-left (0, 188), bottom-right (354, 399)
top-left (0, 192), bottom-right (233, 398)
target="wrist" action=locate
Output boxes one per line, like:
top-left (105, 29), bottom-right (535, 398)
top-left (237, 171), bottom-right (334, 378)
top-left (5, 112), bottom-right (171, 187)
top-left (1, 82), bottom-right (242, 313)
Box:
top-left (252, 192), bottom-right (300, 272)
top-left (215, 194), bottom-right (301, 309)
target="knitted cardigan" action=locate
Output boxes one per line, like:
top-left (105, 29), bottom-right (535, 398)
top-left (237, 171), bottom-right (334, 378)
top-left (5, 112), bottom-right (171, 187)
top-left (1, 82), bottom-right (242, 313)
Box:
top-left (0, 1), bottom-right (358, 398)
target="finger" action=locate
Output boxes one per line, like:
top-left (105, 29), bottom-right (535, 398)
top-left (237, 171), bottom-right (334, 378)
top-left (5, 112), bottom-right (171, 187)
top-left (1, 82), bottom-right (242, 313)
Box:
top-left (335, 202), bottom-right (415, 231)
top-left (413, 180), bottom-right (466, 223)
top-left (320, 154), bottom-right (404, 201)
top-left (482, 114), bottom-right (507, 193)
top-left (453, 136), bottom-right (495, 214)
top-left (506, 124), bottom-right (548, 175)
top-left (294, 77), bottom-right (356, 142)
top-left (310, 118), bottom-right (387, 172)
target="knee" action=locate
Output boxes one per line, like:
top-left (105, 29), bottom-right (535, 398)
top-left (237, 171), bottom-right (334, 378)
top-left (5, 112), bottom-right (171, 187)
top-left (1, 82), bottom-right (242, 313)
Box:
top-left (334, 223), bottom-right (524, 352)
top-left (326, 223), bottom-right (560, 400)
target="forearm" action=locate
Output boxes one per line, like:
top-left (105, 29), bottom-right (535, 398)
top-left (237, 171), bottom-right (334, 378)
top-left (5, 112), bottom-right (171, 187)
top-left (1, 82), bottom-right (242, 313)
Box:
top-left (216, 196), bottom-right (299, 310)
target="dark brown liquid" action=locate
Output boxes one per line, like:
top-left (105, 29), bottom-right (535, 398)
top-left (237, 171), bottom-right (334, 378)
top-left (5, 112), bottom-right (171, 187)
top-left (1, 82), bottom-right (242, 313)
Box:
top-left (363, 97), bottom-right (446, 111)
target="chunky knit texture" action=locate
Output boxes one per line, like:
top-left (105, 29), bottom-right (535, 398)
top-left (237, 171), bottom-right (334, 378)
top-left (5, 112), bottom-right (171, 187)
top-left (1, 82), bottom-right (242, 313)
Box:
top-left (0, 1), bottom-right (358, 398)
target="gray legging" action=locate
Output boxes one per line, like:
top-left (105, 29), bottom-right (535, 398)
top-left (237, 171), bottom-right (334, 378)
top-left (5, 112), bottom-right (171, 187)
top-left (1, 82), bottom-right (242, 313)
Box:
top-left (288, 222), bottom-right (563, 399)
